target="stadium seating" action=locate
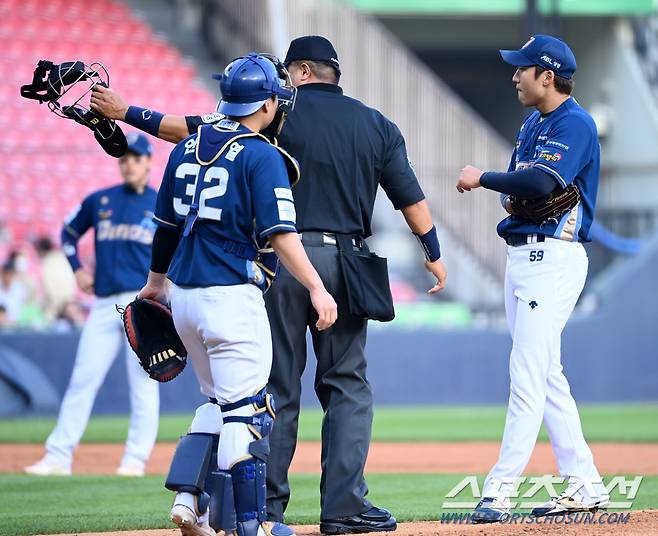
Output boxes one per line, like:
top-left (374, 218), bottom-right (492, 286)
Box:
top-left (0, 0), bottom-right (217, 251)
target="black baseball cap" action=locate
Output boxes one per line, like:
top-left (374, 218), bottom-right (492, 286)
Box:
top-left (499, 35), bottom-right (577, 80)
top-left (284, 35), bottom-right (341, 75)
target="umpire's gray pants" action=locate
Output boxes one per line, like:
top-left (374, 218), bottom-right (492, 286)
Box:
top-left (265, 238), bottom-right (373, 521)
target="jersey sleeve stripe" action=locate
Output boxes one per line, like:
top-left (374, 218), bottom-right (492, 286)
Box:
top-left (153, 215), bottom-right (181, 229)
top-left (63, 224), bottom-right (81, 238)
top-left (533, 163), bottom-right (567, 188)
top-left (259, 223), bottom-right (297, 238)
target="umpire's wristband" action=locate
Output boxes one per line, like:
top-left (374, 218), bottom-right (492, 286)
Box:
top-left (414, 225), bottom-right (441, 262)
top-left (125, 106), bottom-right (164, 137)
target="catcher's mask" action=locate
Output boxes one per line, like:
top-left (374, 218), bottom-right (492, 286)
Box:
top-left (213, 53), bottom-right (296, 138)
top-left (260, 52), bottom-right (297, 137)
top-left (20, 59), bottom-right (127, 157)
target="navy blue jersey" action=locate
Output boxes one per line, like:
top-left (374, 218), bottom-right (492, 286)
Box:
top-left (62, 184), bottom-right (157, 296)
top-left (498, 97), bottom-right (599, 242)
top-left (154, 120), bottom-right (298, 288)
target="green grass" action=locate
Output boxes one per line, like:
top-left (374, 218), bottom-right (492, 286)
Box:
top-left (1, 404), bottom-right (657, 443)
top-left (0, 473), bottom-right (655, 536)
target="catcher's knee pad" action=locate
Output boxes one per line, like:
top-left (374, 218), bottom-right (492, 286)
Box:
top-left (165, 432), bottom-right (218, 497)
top-left (221, 387), bottom-right (276, 536)
top-left (190, 401), bottom-right (223, 435)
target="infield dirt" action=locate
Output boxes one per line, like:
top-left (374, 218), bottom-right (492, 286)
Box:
top-left (4, 441), bottom-right (658, 475)
top-left (34, 511), bottom-right (658, 535)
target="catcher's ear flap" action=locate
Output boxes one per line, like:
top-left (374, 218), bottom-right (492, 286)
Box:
top-left (62, 105), bottom-right (127, 158)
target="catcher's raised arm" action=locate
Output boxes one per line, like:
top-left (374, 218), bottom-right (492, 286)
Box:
top-left (90, 54), bottom-right (294, 144)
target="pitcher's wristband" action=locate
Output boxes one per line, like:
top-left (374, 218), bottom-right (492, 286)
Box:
top-left (414, 225), bottom-right (441, 262)
top-left (125, 106), bottom-right (164, 137)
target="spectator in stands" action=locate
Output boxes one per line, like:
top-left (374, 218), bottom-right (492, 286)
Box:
top-left (34, 236), bottom-right (77, 323)
top-left (0, 256), bottom-right (27, 326)
top-left (53, 301), bottom-right (87, 332)
top-left (0, 304), bottom-right (9, 328)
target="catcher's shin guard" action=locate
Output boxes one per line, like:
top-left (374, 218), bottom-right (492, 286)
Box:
top-left (222, 388), bottom-right (276, 536)
top-left (165, 433), bottom-right (217, 498)
top-left (207, 470), bottom-right (237, 532)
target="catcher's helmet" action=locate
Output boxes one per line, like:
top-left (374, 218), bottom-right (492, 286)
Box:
top-left (214, 53), bottom-right (295, 117)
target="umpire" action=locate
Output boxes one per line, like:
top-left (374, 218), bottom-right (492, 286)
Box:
top-left (266, 36), bottom-right (447, 534)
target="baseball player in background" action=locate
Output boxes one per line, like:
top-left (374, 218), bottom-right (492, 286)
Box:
top-left (24, 133), bottom-right (160, 477)
top-left (456, 35), bottom-right (608, 522)
top-left (138, 54), bottom-right (336, 536)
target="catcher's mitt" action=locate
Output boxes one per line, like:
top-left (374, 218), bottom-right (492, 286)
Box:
top-left (509, 183), bottom-right (581, 225)
top-left (118, 298), bottom-right (187, 382)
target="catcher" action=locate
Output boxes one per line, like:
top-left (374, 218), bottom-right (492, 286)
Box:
top-left (456, 34), bottom-right (608, 523)
top-left (137, 53), bottom-right (336, 536)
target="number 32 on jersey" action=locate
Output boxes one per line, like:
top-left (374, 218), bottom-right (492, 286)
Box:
top-left (173, 162), bottom-right (228, 221)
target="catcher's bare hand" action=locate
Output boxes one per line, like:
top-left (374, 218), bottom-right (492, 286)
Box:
top-left (90, 85), bottom-right (128, 121)
top-left (138, 283), bottom-right (167, 303)
top-left (425, 259), bottom-right (447, 294)
top-left (310, 287), bottom-right (338, 331)
top-left (456, 165), bottom-right (483, 193)
top-left (74, 269), bottom-right (94, 294)
top-left (138, 272), bottom-right (168, 302)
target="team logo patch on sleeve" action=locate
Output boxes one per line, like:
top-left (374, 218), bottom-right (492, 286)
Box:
top-left (538, 150), bottom-right (562, 162)
top-left (277, 200), bottom-right (296, 222)
top-left (274, 187), bottom-right (296, 222)
top-left (274, 187), bottom-right (293, 201)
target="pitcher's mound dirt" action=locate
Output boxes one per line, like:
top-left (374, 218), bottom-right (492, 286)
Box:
top-left (35, 511), bottom-right (658, 535)
top-left (5, 442), bottom-right (658, 475)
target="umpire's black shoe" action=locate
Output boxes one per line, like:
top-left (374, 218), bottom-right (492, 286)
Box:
top-left (320, 506), bottom-right (397, 534)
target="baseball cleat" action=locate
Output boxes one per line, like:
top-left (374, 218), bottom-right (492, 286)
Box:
top-left (471, 497), bottom-right (510, 523)
top-left (320, 506), bottom-right (397, 533)
top-left (531, 494), bottom-right (609, 517)
top-left (170, 504), bottom-right (216, 536)
top-left (116, 463), bottom-right (145, 477)
top-left (259, 521), bottom-right (295, 535)
top-left (24, 458), bottom-right (71, 476)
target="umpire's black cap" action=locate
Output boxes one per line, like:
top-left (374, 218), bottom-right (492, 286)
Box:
top-left (284, 36), bottom-right (341, 75)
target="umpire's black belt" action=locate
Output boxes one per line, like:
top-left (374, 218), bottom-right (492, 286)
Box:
top-left (300, 231), bottom-right (363, 248)
top-left (505, 233), bottom-right (546, 247)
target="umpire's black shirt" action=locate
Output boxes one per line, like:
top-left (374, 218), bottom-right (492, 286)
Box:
top-left (278, 83), bottom-right (425, 238)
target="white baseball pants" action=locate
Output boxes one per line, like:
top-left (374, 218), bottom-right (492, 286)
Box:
top-left (169, 283), bottom-right (272, 470)
top-left (45, 291), bottom-right (160, 470)
top-left (484, 239), bottom-right (606, 501)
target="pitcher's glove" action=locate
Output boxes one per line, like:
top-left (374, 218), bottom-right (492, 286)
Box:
top-left (509, 183), bottom-right (581, 225)
top-left (118, 298), bottom-right (187, 382)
